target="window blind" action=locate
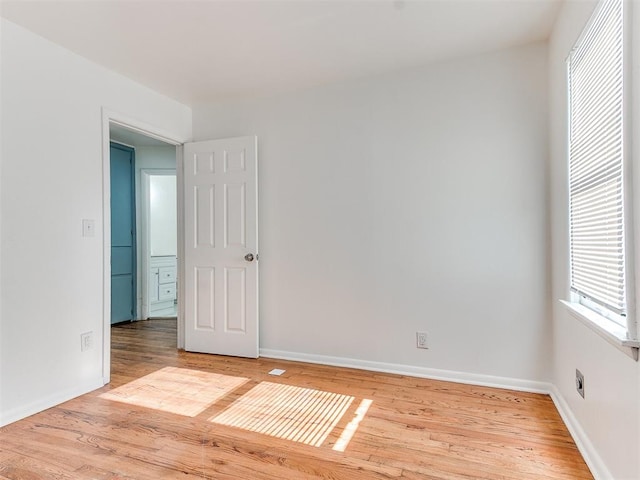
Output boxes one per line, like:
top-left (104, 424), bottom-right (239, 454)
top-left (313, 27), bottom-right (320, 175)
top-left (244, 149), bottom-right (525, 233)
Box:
top-left (568, 0), bottom-right (625, 316)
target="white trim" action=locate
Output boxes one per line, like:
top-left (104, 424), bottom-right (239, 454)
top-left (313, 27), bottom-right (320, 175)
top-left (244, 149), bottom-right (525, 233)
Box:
top-left (259, 348), bottom-right (551, 393)
top-left (621, 0), bottom-right (637, 343)
top-left (0, 377), bottom-right (104, 427)
top-left (107, 112), bottom-right (184, 147)
top-left (560, 300), bottom-right (640, 360)
top-left (110, 140), bottom-right (136, 150)
top-left (176, 146), bottom-right (185, 350)
top-left (549, 385), bottom-right (612, 480)
top-left (101, 108), bottom-right (187, 385)
top-left (630, 0), bottom-right (640, 346)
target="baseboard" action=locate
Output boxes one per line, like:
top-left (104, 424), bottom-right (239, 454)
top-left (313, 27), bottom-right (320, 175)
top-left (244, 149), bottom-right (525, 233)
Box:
top-left (0, 377), bottom-right (104, 427)
top-left (259, 348), bottom-right (551, 393)
top-left (548, 385), bottom-right (612, 480)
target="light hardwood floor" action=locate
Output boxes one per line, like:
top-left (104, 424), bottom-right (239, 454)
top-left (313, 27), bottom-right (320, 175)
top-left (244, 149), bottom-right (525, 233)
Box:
top-left (1, 319), bottom-right (593, 479)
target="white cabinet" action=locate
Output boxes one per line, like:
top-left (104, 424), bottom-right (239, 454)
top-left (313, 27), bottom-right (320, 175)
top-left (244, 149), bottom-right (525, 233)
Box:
top-left (149, 256), bottom-right (177, 316)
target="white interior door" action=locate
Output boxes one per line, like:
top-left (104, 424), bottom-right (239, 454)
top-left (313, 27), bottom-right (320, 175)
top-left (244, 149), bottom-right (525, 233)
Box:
top-left (183, 136), bottom-right (258, 357)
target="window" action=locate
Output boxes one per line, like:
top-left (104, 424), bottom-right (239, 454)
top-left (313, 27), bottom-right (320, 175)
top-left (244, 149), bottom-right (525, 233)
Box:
top-left (567, 0), bottom-right (636, 343)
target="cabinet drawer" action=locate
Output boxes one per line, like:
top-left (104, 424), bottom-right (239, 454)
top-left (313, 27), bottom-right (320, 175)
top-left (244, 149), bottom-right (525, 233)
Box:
top-left (159, 267), bottom-right (176, 284)
top-left (158, 283), bottom-right (176, 301)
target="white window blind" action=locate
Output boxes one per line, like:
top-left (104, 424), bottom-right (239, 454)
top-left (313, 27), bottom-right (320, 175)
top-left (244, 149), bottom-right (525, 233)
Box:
top-left (568, 0), bottom-right (625, 318)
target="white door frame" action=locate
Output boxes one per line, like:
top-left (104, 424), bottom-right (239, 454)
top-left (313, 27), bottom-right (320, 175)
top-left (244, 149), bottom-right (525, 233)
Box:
top-left (140, 168), bottom-right (177, 320)
top-left (101, 108), bottom-right (187, 385)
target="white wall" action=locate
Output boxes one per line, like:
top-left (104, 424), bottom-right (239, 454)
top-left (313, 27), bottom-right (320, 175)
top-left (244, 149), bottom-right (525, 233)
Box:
top-left (135, 146), bottom-right (176, 183)
top-left (193, 43), bottom-right (550, 383)
top-left (136, 146), bottom-right (177, 258)
top-left (548, 2), bottom-right (640, 479)
top-left (0, 21), bottom-right (4, 411)
top-left (0, 19), bottom-right (191, 425)
top-left (149, 175), bottom-right (177, 257)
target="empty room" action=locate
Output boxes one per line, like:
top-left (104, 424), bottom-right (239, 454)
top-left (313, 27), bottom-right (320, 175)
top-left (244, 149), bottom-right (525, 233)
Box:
top-left (0, 0), bottom-right (639, 479)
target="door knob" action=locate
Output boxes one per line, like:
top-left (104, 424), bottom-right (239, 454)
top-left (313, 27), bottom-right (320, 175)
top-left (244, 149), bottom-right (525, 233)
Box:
top-left (244, 253), bottom-right (255, 262)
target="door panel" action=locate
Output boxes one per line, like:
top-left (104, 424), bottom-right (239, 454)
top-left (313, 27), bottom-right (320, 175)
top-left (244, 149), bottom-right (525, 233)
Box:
top-left (184, 136), bottom-right (258, 357)
top-left (111, 275), bottom-right (134, 323)
top-left (195, 185), bottom-right (215, 247)
top-left (195, 267), bottom-right (215, 330)
top-left (111, 247), bottom-right (133, 275)
top-left (224, 267), bottom-right (246, 332)
top-left (110, 143), bottom-right (136, 324)
top-left (225, 184), bottom-right (246, 247)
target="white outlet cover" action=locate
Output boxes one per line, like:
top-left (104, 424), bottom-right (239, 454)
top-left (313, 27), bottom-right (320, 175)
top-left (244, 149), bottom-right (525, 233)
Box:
top-left (81, 331), bottom-right (93, 352)
top-left (268, 369), bottom-right (286, 376)
top-left (416, 331), bottom-right (428, 348)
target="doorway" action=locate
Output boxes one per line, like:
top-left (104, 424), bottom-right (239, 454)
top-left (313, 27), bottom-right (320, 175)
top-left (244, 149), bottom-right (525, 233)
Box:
top-left (104, 117), bottom-right (183, 383)
top-left (101, 112), bottom-right (260, 385)
top-left (142, 170), bottom-right (178, 319)
top-left (110, 124), bottom-right (178, 320)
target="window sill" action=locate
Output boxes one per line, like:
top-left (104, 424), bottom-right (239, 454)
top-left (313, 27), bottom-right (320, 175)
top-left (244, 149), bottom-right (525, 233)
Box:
top-left (560, 300), bottom-right (639, 361)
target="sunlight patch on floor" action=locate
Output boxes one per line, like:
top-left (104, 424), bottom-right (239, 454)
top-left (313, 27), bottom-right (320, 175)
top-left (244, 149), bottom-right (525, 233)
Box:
top-left (100, 366), bottom-right (249, 417)
top-left (333, 398), bottom-right (373, 452)
top-left (209, 382), bottom-right (355, 447)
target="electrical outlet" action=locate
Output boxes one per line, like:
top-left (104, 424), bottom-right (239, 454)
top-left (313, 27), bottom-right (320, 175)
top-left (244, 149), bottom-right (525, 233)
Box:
top-left (416, 331), bottom-right (428, 349)
top-left (575, 369), bottom-right (585, 398)
top-left (81, 331), bottom-right (93, 352)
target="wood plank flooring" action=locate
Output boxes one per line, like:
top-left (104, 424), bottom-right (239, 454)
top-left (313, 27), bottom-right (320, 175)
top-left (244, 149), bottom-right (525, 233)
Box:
top-left (0, 319), bottom-right (593, 479)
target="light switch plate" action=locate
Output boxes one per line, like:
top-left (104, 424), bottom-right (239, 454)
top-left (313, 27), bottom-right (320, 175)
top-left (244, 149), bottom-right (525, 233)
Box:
top-left (82, 219), bottom-right (95, 237)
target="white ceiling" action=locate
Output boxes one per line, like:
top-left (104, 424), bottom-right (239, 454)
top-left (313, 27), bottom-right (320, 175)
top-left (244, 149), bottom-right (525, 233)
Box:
top-left (0, 0), bottom-right (562, 106)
